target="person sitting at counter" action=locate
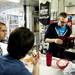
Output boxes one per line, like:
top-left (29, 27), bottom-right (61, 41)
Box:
top-left (0, 27), bottom-right (39, 75)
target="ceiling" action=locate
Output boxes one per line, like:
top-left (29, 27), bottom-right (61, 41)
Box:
top-left (0, 0), bottom-right (39, 12)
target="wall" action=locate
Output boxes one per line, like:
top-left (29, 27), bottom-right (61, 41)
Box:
top-left (0, 7), bottom-right (24, 37)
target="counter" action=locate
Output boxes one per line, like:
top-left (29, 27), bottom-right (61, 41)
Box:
top-left (23, 54), bottom-right (75, 75)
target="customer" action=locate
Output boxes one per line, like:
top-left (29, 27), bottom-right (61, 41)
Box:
top-left (0, 22), bottom-right (7, 42)
top-left (0, 22), bottom-right (7, 55)
top-left (0, 27), bottom-right (39, 75)
top-left (45, 12), bottom-right (72, 63)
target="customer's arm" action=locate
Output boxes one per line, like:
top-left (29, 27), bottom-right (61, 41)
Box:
top-left (32, 51), bottom-right (40, 75)
top-left (32, 63), bottom-right (39, 75)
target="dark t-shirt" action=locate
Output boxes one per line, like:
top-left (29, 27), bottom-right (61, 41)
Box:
top-left (0, 55), bottom-right (32, 75)
top-left (45, 23), bottom-right (72, 58)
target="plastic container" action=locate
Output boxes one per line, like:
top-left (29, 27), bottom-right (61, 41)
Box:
top-left (56, 59), bottom-right (69, 70)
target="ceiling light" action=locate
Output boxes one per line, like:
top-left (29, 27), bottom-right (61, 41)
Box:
top-left (7, 0), bottom-right (20, 3)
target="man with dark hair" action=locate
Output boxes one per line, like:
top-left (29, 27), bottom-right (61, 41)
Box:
top-left (0, 22), bottom-right (7, 55)
top-left (45, 12), bottom-right (72, 65)
top-left (0, 27), bottom-right (39, 75)
top-left (59, 12), bottom-right (67, 18)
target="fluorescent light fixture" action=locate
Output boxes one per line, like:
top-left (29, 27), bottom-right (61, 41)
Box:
top-left (7, 0), bottom-right (20, 3)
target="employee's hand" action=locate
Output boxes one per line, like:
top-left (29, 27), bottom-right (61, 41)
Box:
top-left (70, 34), bottom-right (75, 37)
top-left (55, 38), bottom-right (63, 45)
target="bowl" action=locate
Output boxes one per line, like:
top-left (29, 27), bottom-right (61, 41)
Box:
top-left (56, 59), bottom-right (69, 70)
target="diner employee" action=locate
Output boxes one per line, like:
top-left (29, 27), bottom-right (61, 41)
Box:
top-left (45, 12), bottom-right (72, 58)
